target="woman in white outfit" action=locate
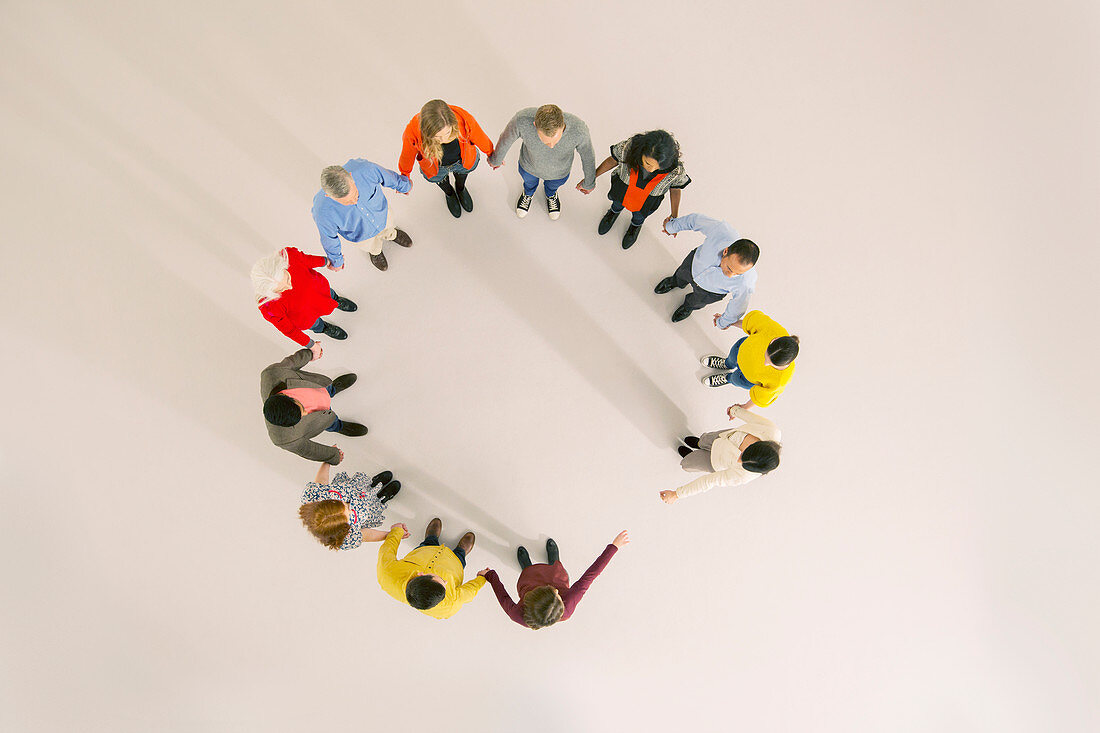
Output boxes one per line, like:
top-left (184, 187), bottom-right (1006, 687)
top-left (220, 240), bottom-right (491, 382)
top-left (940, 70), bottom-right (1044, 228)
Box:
top-left (659, 405), bottom-right (782, 504)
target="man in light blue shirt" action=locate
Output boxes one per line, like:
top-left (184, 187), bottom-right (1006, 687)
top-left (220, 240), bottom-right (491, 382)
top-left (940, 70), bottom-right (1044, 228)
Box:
top-left (311, 159), bottom-right (413, 272)
top-left (653, 213), bottom-right (760, 326)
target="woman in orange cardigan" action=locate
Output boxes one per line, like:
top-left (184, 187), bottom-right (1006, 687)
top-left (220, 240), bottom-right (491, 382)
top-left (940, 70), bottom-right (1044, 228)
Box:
top-left (399, 99), bottom-right (494, 218)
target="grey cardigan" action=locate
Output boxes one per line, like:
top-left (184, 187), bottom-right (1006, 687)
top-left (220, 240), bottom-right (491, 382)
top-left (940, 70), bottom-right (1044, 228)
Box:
top-left (260, 348), bottom-right (341, 464)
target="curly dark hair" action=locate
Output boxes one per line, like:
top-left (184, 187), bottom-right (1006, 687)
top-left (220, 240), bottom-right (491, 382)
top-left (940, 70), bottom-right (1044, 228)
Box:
top-left (623, 130), bottom-right (681, 173)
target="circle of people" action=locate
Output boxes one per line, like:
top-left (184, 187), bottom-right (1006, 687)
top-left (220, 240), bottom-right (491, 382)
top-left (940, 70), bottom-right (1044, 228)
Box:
top-left (250, 101), bottom-right (800, 627)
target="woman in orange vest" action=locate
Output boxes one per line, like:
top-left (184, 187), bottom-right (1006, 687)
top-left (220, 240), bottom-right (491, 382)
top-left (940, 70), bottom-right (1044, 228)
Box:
top-left (592, 130), bottom-right (691, 249)
top-left (398, 99), bottom-right (495, 219)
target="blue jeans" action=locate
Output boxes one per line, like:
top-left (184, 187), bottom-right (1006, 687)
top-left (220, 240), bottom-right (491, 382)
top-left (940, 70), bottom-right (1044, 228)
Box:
top-left (322, 383), bottom-right (343, 431)
top-left (723, 337), bottom-right (756, 389)
top-left (418, 535), bottom-right (467, 567)
top-left (518, 163), bottom-right (569, 198)
top-left (608, 199), bottom-right (648, 226)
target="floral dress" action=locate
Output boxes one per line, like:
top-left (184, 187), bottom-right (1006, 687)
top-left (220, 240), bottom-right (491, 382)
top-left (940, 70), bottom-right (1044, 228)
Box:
top-left (300, 471), bottom-right (386, 550)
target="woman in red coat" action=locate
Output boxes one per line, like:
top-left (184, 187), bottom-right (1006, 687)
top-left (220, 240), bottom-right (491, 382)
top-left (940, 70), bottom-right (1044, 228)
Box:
top-left (251, 247), bottom-right (357, 352)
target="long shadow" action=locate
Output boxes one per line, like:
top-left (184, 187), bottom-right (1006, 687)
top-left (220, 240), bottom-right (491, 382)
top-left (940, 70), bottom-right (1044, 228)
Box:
top-left (354, 437), bottom-right (525, 567)
top-left (1, 31), bottom-right (273, 271)
top-left (443, 213), bottom-right (690, 448)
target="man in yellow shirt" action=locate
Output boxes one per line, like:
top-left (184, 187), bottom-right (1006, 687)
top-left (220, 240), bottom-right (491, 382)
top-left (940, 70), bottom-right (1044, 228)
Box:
top-left (377, 517), bottom-right (487, 620)
top-left (700, 310), bottom-right (799, 406)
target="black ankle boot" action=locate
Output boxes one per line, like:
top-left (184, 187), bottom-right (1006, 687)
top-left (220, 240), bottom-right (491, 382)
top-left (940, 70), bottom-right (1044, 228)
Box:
top-left (546, 537), bottom-right (559, 565)
top-left (517, 546), bottom-right (532, 569)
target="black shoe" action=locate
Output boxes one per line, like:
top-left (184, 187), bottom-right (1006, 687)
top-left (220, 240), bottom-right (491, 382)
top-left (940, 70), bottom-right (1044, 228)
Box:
top-left (683, 436), bottom-right (700, 450)
top-left (370, 470), bottom-right (393, 486)
top-left (678, 445), bottom-right (693, 458)
top-left (457, 187), bottom-right (473, 212)
top-left (376, 480), bottom-right (401, 505)
top-left (597, 208), bottom-right (620, 235)
top-left (336, 421), bottom-right (367, 436)
top-left (369, 252), bottom-right (388, 271)
top-left (517, 545), bottom-right (532, 569)
top-left (321, 321), bottom-right (348, 339)
top-left (546, 537), bottom-right (559, 565)
top-left (393, 229), bottom-right (413, 247)
top-left (654, 276), bottom-right (678, 295)
top-left (444, 191), bottom-right (461, 218)
top-left (621, 224), bottom-right (641, 249)
top-left (330, 373), bottom-right (357, 395)
top-left (671, 304), bottom-right (693, 323)
top-left (334, 295), bottom-right (358, 312)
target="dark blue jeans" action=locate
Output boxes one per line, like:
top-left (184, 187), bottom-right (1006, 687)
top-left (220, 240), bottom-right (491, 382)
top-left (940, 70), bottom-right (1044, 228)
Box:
top-left (723, 337), bottom-right (756, 389)
top-left (417, 535), bottom-right (467, 567)
top-left (608, 199), bottom-right (648, 226)
top-left (322, 383), bottom-right (343, 431)
top-left (518, 163), bottom-right (569, 198)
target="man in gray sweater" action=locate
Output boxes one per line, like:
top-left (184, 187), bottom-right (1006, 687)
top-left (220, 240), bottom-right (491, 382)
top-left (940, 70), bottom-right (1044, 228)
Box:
top-left (488, 104), bottom-right (597, 221)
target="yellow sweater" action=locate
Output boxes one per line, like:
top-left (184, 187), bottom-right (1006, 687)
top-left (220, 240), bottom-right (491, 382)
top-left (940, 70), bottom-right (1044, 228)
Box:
top-left (376, 526), bottom-right (486, 620)
top-left (736, 310), bottom-right (795, 407)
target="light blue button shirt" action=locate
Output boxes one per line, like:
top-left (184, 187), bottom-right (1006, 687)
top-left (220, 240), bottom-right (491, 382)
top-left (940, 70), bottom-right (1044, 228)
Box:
top-left (666, 213), bottom-right (758, 328)
top-left (311, 158), bottom-right (411, 268)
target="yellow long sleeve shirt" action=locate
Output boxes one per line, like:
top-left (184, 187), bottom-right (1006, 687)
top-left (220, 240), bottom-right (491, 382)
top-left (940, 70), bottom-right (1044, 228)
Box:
top-left (376, 526), bottom-right (485, 619)
top-left (736, 310), bottom-right (795, 407)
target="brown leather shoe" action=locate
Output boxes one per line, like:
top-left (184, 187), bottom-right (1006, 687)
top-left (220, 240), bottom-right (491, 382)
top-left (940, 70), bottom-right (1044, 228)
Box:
top-left (425, 518), bottom-right (442, 540)
top-left (370, 251), bottom-right (388, 271)
top-left (457, 531), bottom-right (475, 554)
top-left (393, 229), bottom-right (412, 247)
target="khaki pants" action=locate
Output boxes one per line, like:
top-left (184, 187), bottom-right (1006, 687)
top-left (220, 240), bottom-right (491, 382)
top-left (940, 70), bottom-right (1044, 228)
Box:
top-left (352, 211), bottom-right (397, 256)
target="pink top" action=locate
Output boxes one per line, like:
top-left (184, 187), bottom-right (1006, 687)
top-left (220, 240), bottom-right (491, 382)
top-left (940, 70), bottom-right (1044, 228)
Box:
top-left (279, 386), bottom-right (331, 414)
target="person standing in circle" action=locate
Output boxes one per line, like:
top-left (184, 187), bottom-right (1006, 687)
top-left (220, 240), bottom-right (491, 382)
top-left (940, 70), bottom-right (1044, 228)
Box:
top-left (299, 462), bottom-right (402, 550)
top-left (311, 159), bottom-right (413, 273)
top-left (398, 99), bottom-right (494, 219)
top-left (660, 406), bottom-right (781, 504)
top-left (591, 129), bottom-right (690, 249)
top-left (487, 104), bottom-right (597, 221)
top-left (251, 247), bottom-right (355, 348)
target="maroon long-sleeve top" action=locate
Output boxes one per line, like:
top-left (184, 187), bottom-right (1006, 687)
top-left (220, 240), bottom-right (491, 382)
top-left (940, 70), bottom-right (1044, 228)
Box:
top-left (484, 544), bottom-right (618, 628)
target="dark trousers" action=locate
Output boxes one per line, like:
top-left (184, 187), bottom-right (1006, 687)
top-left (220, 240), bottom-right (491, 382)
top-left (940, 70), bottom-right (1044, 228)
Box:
top-left (418, 535), bottom-right (467, 567)
top-left (671, 249), bottom-right (725, 311)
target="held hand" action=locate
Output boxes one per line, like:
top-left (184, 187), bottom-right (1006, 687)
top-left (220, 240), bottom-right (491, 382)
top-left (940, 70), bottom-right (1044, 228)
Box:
top-left (476, 568), bottom-right (491, 577)
top-left (490, 164), bottom-right (501, 170)
top-left (576, 182), bottom-right (593, 194)
top-left (309, 342), bottom-right (324, 360)
top-left (326, 262), bottom-right (344, 272)
top-left (391, 522), bottom-right (409, 539)
top-left (612, 530), bottom-right (631, 548)
top-left (662, 215), bottom-right (677, 236)
top-left (727, 402), bottom-right (752, 419)
top-left (659, 490), bottom-right (679, 505)
top-left (712, 314), bottom-right (731, 329)
top-left (402, 176), bottom-right (413, 194)
top-left (336, 447), bottom-right (345, 463)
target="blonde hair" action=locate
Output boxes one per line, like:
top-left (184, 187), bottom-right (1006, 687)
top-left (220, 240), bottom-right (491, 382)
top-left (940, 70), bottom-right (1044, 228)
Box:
top-left (522, 586), bottom-right (566, 629)
top-left (299, 500), bottom-right (350, 550)
top-left (419, 99), bottom-right (459, 163)
top-left (251, 249), bottom-right (289, 304)
top-left (534, 104), bottom-right (565, 135)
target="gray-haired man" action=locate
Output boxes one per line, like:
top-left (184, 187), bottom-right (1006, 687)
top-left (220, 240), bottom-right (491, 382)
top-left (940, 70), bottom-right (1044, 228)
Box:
top-left (311, 159), bottom-right (413, 272)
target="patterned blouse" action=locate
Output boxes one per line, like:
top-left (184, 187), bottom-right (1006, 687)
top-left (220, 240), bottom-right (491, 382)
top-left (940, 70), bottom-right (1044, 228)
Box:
top-left (610, 138), bottom-right (691, 197)
top-left (300, 471), bottom-right (386, 551)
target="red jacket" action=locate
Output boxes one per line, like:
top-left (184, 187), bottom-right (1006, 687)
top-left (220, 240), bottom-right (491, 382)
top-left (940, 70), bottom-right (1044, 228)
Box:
top-left (399, 104), bottom-right (494, 179)
top-left (258, 248), bottom-right (337, 346)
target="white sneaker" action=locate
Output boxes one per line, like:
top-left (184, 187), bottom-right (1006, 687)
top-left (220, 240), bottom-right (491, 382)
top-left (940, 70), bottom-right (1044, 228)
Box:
top-left (547, 194), bottom-right (561, 221)
top-left (702, 373), bottom-right (729, 387)
top-left (516, 194), bottom-right (532, 218)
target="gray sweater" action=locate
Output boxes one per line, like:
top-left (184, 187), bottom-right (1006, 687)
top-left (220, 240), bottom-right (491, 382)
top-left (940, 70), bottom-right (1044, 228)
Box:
top-left (488, 107), bottom-right (597, 189)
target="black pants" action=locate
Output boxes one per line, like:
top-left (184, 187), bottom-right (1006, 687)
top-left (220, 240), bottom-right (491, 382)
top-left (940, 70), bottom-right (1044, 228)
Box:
top-left (671, 249), bottom-right (725, 311)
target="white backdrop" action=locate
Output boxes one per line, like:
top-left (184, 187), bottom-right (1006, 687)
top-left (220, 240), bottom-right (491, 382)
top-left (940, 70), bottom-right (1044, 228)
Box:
top-left (1, 1), bottom-right (1098, 731)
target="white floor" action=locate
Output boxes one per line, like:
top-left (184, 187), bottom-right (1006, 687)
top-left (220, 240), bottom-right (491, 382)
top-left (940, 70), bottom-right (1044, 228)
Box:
top-left (2, 1), bottom-right (1099, 731)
